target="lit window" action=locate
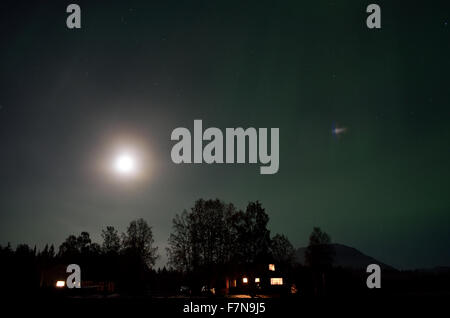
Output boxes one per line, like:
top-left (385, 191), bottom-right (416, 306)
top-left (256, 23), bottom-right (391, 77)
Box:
top-left (269, 264), bottom-right (275, 271)
top-left (270, 278), bottom-right (283, 285)
top-left (56, 280), bottom-right (65, 288)
top-left (232, 280), bottom-right (236, 287)
top-left (242, 277), bottom-right (248, 284)
top-left (255, 278), bottom-right (260, 283)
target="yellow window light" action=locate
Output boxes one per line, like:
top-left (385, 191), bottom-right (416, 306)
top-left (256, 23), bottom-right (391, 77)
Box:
top-left (270, 278), bottom-right (283, 285)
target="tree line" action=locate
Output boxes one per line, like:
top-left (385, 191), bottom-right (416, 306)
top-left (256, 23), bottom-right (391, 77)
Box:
top-left (0, 199), bottom-right (335, 295)
top-left (167, 199), bottom-right (297, 272)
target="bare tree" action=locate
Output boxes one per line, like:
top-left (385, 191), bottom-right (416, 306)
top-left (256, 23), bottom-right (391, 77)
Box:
top-left (168, 199), bottom-right (236, 271)
top-left (167, 210), bottom-right (193, 272)
top-left (101, 226), bottom-right (121, 254)
top-left (167, 199), bottom-right (273, 272)
top-left (122, 218), bottom-right (158, 268)
top-left (270, 233), bottom-right (296, 266)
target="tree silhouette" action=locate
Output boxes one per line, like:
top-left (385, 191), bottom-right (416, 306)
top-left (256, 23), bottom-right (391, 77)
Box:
top-left (270, 233), bottom-right (296, 266)
top-left (122, 218), bottom-right (158, 268)
top-left (168, 199), bottom-right (273, 273)
top-left (101, 226), bottom-right (121, 254)
top-left (233, 201), bottom-right (271, 264)
top-left (58, 232), bottom-right (100, 258)
top-left (305, 227), bottom-right (335, 295)
top-left (58, 234), bottom-right (79, 257)
top-left (167, 210), bottom-right (194, 272)
top-left (168, 199), bottom-right (236, 272)
top-left (305, 227), bottom-right (334, 269)
top-left (77, 231), bottom-right (92, 254)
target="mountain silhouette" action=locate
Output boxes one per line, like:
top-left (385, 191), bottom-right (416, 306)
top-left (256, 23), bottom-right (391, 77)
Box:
top-left (296, 243), bottom-right (396, 271)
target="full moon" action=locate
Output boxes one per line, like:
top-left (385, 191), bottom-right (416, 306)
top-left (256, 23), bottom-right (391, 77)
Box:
top-left (114, 153), bottom-right (136, 175)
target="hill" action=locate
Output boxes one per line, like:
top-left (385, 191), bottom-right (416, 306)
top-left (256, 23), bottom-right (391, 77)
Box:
top-left (296, 243), bottom-right (396, 271)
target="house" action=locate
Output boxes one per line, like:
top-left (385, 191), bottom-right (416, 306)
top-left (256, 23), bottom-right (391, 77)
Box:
top-left (223, 263), bottom-right (291, 296)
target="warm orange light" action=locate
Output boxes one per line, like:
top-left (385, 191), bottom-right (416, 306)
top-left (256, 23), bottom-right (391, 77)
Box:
top-left (242, 277), bottom-right (248, 284)
top-left (255, 278), bottom-right (260, 283)
top-left (56, 280), bottom-right (65, 288)
top-left (270, 278), bottom-right (283, 285)
top-left (269, 264), bottom-right (275, 271)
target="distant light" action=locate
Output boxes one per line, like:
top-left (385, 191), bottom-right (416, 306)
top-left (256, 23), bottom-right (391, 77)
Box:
top-left (255, 278), bottom-right (260, 283)
top-left (270, 278), bottom-right (283, 286)
top-left (56, 280), bottom-right (65, 288)
top-left (242, 277), bottom-right (248, 284)
top-left (269, 264), bottom-right (275, 271)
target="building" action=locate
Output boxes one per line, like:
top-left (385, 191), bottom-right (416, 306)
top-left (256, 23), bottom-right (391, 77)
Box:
top-left (223, 263), bottom-right (290, 296)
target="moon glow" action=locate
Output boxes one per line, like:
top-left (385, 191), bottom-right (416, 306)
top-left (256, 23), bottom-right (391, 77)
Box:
top-left (114, 153), bottom-right (137, 175)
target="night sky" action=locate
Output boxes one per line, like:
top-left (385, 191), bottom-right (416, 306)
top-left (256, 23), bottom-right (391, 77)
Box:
top-left (0, 0), bottom-right (449, 269)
